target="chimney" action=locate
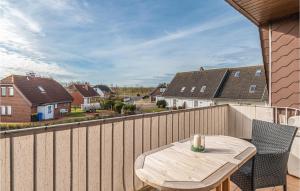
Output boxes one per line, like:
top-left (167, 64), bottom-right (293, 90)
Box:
top-left (84, 82), bottom-right (89, 90)
top-left (199, 67), bottom-right (205, 71)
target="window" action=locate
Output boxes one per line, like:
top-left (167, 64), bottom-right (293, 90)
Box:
top-left (194, 100), bottom-right (198, 108)
top-left (191, 86), bottom-right (196, 92)
top-left (48, 105), bottom-right (52, 114)
top-left (1, 87), bottom-right (6, 96)
top-left (249, 85), bottom-right (256, 93)
top-left (173, 99), bottom-right (177, 107)
top-left (160, 88), bottom-right (166, 93)
top-left (180, 86), bottom-right (186, 92)
top-left (54, 104), bottom-right (58, 109)
top-left (200, 85), bottom-right (206, 93)
top-left (8, 87), bottom-right (14, 96)
top-left (6, 106), bottom-right (11, 115)
top-left (234, 71), bottom-right (240, 77)
top-left (255, 69), bottom-right (262, 76)
top-left (1, 106), bottom-right (5, 115)
top-left (38, 86), bottom-right (46, 93)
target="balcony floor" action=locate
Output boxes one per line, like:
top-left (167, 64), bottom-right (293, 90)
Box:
top-left (141, 175), bottom-right (300, 191)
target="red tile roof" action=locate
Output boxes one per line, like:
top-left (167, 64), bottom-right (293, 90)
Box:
top-left (68, 84), bottom-right (99, 97)
top-left (1, 75), bottom-right (73, 106)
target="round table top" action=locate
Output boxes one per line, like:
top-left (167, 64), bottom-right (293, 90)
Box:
top-left (135, 135), bottom-right (256, 191)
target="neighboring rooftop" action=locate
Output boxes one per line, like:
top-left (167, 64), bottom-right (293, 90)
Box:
top-left (93, 84), bottom-right (112, 93)
top-left (149, 83), bottom-right (167, 97)
top-left (68, 83), bottom-right (99, 97)
top-left (0, 75), bottom-right (73, 106)
top-left (163, 65), bottom-right (267, 101)
top-left (216, 65), bottom-right (268, 101)
top-left (163, 68), bottom-right (228, 99)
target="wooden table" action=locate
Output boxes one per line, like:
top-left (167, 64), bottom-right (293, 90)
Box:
top-left (135, 136), bottom-right (256, 191)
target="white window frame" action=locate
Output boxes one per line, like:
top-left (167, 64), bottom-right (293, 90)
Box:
top-left (8, 87), bottom-right (14, 96)
top-left (255, 69), bottom-right (262, 76)
top-left (6, 106), bottom-right (11, 115)
top-left (191, 86), bottom-right (196, 92)
top-left (249, 85), bottom-right (256, 93)
top-left (38, 86), bottom-right (46, 93)
top-left (200, 85), bottom-right (206, 93)
top-left (1, 87), bottom-right (6, 96)
top-left (234, 71), bottom-right (240, 77)
top-left (194, 100), bottom-right (198, 108)
top-left (180, 86), bottom-right (186, 92)
top-left (1, 106), bottom-right (6, 115)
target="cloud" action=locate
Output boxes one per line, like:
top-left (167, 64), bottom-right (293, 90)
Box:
top-left (0, 1), bottom-right (77, 80)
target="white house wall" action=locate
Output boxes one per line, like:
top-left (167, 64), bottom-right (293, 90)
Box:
top-left (164, 97), bottom-right (213, 109)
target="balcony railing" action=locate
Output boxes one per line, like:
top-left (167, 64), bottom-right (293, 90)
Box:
top-left (0, 104), bottom-right (298, 191)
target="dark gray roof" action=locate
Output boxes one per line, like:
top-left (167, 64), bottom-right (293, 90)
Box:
top-left (164, 65), bottom-right (268, 101)
top-left (216, 65), bottom-right (268, 100)
top-left (93, 85), bottom-right (112, 93)
top-left (163, 68), bottom-right (228, 99)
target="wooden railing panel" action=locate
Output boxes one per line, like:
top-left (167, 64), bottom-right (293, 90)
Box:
top-left (194, 110), bottom-right (200, 134)
top-left (134, 118), bottom-right (144, 190)
top-left (101, 123), bottom-right (113, 191)
top-left (158, 115), bottom-right (167, 147)
top-left (199, 109), bottom-right (204, 134)
top-left (166, 114), bottom-right (173, 144)
top-left (73, 127), bottom-right (87, 191)
top-left (184, 112), bottom-right (190, 138)
top-left (36, 132), bottom-right (53, 191)
top-left (13, 135), bottom-right (34, 191)
top-left (0, 137), bottom-right (10, 191)
top-left (124, 120), bottom-right (134, 191)
top-left (178, 112), bottom-right (184, 140)
top-left (143, 117), bottom-right (151, 152)
top-left (112, 121), bottom-right (124, 191)
top-left (55, 130), bottom-right (71, 191)
top-left (172, 113), bottom-right (179, 142)
top-left (88, 125), bottom-right (101, 191)
top-left (190, 110), bottom-right (195, 136)
top-left (151, 116), bottom-right (159, 149)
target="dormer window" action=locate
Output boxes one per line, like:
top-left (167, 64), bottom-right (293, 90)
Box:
top-left (249, 85), bottom-right (256, 93)
top-left (200, 85), bottom-right (206, 93)
top-left (191, 86), bottom-right (196, 92)
top-left (234, 71), bottom-right (240, 77)
top-left (255, 69), bottom-right (262, 76)
top-left (38, 86), bottom-right (46, 93)
top-left (180, 86), bottom-right (186, 92)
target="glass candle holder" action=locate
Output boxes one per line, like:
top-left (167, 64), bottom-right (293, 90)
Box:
top-left (191, 134), bottom-right (205, 152)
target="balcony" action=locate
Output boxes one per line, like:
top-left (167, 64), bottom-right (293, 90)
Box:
top-left (0, 104), bottom-right (299, 191)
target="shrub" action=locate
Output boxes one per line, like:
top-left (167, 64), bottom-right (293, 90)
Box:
top-left (114, 101), bottom-right (125, 114)
top-left (122, 104), bottom-right (136, 114)
top-left (156, 100), bottom-right (167, 108)
top-left (31, 113), bottom-right (38, 122)
top-left (102, 99), bottom-right (115, 110)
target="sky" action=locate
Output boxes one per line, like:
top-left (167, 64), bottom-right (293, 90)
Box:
top-left (0, 0), bottom-right (262, 86)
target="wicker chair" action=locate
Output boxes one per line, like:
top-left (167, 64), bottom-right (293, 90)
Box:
top-left (231, 119), bottom-right (297, 191)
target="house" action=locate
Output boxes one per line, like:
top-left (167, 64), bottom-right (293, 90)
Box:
top-left (0, 75), bottom-right (73, 122)
top-left (163, 68), bottom-right (228, 108)
top-left (149, 83), bottom-right (167, 102)
top-left (67, 83), bottom-right (100, 107)
top-left (93, 85), bottom-right (113, 98)
top-left (163, 65), bottom-right (268, 108)
top-left (226, 0), bottom-right (299, 109)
